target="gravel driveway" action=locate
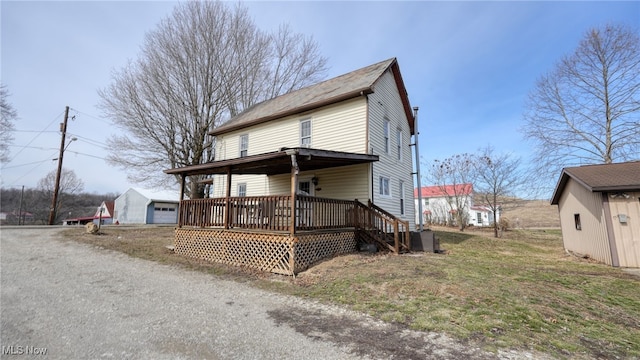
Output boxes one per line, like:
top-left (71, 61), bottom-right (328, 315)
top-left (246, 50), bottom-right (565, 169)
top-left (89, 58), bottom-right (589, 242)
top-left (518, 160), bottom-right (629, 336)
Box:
top-left (1, 227), bottom-right (541, 359)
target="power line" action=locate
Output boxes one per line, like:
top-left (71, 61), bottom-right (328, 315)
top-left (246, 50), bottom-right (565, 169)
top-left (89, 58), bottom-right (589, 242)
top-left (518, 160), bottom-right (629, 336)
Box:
top-left (66, 133), bottom-right (109, 149)
top-left (8, 110), bottom-right (66, 163)
top-left (70, 108), bottom-right (113, 125)
top-left (1, 158), bottom-right (56, 170)
top-left (8, 145), bottom-right (59, 151)
top-left (65, 150), bottom-right (108, 161)
top-left (1, 152), bottom-right (58, 187)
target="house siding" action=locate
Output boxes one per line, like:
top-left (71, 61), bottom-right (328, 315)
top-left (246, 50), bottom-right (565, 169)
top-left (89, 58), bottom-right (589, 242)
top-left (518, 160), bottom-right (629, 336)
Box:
top-left (557, 179), bottom-right (612, 265)
top-left (211, 98), bottom-right (369, 198)
top-left (608, 191), bottom-right (640, 267)
top-left (216, 98), bottom-right (368, 157)
top-left (268, 164), bottom-right (370, 201)
top-left (368, 70), bottom-right (415, 228)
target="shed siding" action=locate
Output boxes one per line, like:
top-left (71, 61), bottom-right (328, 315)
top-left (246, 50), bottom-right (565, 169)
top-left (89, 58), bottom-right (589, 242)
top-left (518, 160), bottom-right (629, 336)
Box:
top-left (558, 179), bottom-right (612, 265)
top-left (608, 192), bottom-right (640, 267)
top-left (114, 189), bottom-right (147, 224)
top-left (367, 70), bottom-right (415, 228)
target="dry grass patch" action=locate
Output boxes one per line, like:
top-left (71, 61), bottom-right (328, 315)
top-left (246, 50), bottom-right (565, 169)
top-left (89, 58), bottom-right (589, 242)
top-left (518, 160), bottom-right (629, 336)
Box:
top-left (60, 225), bottom-right (640, 359)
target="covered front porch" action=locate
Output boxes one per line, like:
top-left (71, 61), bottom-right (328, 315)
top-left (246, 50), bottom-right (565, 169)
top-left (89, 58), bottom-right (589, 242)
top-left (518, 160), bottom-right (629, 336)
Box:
top-left (165, 148), bottom-right (411, 275)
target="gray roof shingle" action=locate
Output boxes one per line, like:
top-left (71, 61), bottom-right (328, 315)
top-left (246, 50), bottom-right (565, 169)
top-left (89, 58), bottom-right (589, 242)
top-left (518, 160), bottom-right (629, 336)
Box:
top-left (210, 57), bottom-right (411, 136)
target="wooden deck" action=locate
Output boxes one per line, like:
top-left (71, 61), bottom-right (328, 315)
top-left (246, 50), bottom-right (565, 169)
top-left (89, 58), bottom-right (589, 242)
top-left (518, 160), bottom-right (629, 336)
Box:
top-left (175, 195), bottom-right (410, 275)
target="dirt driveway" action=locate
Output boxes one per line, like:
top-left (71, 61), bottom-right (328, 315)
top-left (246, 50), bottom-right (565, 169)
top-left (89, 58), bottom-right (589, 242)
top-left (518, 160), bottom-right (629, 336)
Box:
top-left (1, 227), bottom-right (539, 359)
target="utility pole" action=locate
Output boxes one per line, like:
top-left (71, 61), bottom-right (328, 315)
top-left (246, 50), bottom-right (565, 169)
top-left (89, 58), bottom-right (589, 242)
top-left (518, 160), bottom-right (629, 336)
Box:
top-left (48, 106), bottom-right (69, 225)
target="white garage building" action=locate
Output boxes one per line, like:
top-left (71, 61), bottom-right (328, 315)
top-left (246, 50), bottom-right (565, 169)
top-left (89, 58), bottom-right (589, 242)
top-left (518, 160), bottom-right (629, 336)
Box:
top-left (113, 188), bottom-right (180, 225)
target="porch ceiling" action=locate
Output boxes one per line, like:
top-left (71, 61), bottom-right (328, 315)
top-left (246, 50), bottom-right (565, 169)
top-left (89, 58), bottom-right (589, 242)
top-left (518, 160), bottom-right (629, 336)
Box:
top-left (164, 147), bottom-right (379, 177)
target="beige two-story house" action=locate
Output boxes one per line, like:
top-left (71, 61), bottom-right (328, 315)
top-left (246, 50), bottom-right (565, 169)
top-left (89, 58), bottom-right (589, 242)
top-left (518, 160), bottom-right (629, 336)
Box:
top-left (166, 57), bottom-right (418, 275)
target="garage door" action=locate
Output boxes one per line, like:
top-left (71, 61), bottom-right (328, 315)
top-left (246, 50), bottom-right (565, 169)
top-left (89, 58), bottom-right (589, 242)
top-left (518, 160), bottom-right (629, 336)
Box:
top-left (153, 203), bottom-right (178, 224)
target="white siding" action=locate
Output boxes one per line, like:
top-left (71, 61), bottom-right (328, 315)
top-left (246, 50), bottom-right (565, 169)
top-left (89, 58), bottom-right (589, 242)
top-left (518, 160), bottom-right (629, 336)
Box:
top-left (114, 189), bottom-right (147, 224)
top-left (268, 164), bottom-right (370, 201)
top-left (368, 70), bottom-right (415, 228)
top-left (558, 179), bottom-right (612, 265)
top-left (215, 98), bottom-right (368, 158)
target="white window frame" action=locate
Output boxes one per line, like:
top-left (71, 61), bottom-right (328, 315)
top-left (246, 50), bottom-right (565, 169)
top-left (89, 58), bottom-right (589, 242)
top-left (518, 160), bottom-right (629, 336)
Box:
top-left (300, 119), bottom-right (312, 147)
top-left (237, 183), bottom-right (247, 197)
top-left (383, 119), bottom-right (390, 154)
top-left (396, 128), bottom-right (403, 161)
top-left (239, 134), bottom-right (248, 158)
top-left (379, 176), bottom-right (390, 197)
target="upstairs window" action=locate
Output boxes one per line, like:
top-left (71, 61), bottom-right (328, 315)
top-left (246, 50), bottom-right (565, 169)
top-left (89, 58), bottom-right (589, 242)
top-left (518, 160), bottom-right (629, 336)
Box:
top-left (300, 119), bottom-right (311, 147)
top-left (239, 134), bottom-right (248, 157)
top-left (383, 119), bottom-right (390, 154)
top-left (396, 129), bottom-right (403, 161)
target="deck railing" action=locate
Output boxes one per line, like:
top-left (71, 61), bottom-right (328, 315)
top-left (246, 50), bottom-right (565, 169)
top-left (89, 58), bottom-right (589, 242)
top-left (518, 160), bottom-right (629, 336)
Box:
top-left (178, 195), bottom-right (409, 253)
top-left (179, 195), bottom-right (358, 232)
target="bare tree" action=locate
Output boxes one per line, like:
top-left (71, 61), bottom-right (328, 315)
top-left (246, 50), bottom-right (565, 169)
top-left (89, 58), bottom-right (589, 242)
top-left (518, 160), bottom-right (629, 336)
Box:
top-left (38, 168), bottom-right (85, 224)
top-left (428, 154), bottom-right (475, 231)
top-left (474, 145), bottom-right (527, 238)
top-left (0, 84), bottom-right (17, 163)
top-left (98, 1), bottom-right (328, 198)
top-left (522, 24), bottom-right (640, 188)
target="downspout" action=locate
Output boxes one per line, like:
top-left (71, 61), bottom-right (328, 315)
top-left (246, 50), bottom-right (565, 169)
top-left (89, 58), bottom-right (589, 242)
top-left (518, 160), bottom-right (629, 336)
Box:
top-left (411, 107), bottom-right (424, 231)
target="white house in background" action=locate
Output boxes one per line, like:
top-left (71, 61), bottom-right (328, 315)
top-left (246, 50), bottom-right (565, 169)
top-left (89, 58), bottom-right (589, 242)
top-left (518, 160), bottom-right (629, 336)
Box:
top-left (93, 201), bottom-right (115, 225)
top-left (113, 188), bottom-right (180, 224)
top-left (414, 184), bottom-right (499, 227)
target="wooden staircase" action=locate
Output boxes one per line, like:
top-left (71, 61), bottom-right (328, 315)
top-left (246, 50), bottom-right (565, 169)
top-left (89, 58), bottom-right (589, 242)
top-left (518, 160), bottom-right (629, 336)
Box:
top-left (353, 200), bottom-right (411, 254)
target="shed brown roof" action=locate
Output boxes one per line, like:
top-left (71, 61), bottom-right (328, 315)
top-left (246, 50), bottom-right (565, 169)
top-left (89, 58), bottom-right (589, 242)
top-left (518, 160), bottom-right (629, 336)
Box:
top-left (210, 57), bottom-right (415, 136)
top-left (550, 161), bottom-right (640, 204)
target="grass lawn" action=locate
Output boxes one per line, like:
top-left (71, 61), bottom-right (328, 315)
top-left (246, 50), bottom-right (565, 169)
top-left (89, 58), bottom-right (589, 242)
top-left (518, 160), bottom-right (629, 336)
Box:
top-left (62, 226), bottom-right (640, 359)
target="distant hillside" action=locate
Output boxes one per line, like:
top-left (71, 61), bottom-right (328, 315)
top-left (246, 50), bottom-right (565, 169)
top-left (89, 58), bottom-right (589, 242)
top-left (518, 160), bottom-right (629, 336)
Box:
top-left (501, 199), bottom-right (560, 229)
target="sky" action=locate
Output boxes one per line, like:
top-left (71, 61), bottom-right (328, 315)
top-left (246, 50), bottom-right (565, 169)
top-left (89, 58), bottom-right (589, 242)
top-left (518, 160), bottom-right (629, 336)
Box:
top-left (1, 1), bottom-right (639, 197)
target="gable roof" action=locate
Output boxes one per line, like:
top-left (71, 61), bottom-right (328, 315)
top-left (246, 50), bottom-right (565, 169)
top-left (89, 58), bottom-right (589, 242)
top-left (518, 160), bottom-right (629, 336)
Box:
top-left (130, 188), bottom-right (181, 203)
top-left (94, 201), bottom-right (115, 217)
top-left (210, 57), bottom-right (415, 136)
top-left (550, 161), bottom-right (640, 205)
top-left (414, 184), bottom-right (473, 198)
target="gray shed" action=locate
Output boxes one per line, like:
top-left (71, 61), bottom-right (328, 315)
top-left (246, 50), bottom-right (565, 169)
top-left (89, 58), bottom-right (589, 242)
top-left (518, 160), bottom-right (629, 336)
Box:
top-left (113, 188), bottom-right (180, 225)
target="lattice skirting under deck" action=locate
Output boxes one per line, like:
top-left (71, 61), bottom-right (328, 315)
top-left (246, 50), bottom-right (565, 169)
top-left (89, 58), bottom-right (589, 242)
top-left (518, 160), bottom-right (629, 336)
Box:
top-left (174, 228), bottom-right (357, 275)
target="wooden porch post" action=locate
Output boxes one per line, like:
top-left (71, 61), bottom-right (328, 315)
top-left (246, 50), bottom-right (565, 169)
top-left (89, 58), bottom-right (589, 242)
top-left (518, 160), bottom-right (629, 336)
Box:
top-left (290, 153), bottom-right (299, 236)
top-left (178, 174), bottom-right (186, 227)
top-left (224, 167), bottom-right (232, 230)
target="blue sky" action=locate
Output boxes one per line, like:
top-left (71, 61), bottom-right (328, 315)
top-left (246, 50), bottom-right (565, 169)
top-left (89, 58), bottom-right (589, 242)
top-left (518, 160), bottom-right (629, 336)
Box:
top-left (1, 1), bottom-right (638, 196)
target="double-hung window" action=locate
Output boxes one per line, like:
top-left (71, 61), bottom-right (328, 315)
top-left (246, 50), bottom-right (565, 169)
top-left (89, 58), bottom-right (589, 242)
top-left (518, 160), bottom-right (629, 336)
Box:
top-left (238, 183), bottom-right (247, 197)
top-left (239, 134), bottom-right (248, 157)
top-left (396, 129), bottom-right (403, 161)
top-left (300, 119), bottom-right (311, 147)
top-left (379, 176), bottom-right (390, 197)
top-left (383, 119), bottom-right (390, 154)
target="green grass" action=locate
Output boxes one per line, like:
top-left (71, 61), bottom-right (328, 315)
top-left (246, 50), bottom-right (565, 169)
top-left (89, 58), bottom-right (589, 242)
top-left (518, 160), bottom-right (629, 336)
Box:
top-left (61, 226), bottom-right (640, 359)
